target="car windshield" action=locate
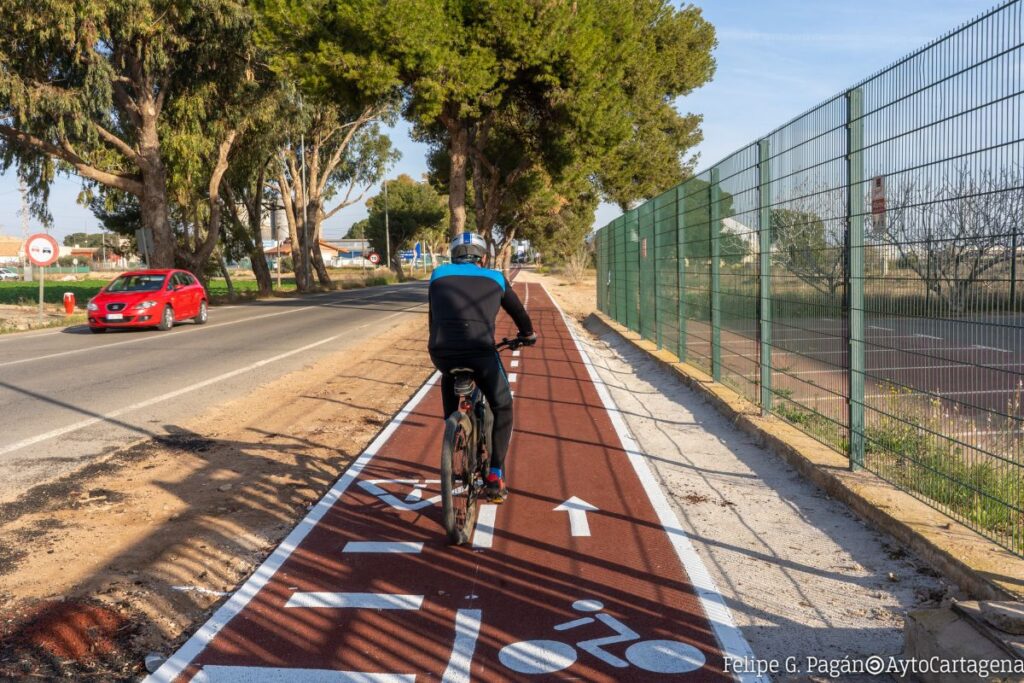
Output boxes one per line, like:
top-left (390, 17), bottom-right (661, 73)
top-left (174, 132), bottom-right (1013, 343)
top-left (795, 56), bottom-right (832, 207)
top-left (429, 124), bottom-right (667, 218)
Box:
top-left (106, 274), bottom-right (166, 292)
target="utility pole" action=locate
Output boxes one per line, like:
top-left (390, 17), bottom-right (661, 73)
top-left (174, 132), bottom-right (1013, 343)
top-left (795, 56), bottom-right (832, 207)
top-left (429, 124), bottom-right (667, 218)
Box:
top-left (300, 135), bottom-right (311, 290)
top-left (383, 180), bottom-right (391, 272)
top-left (19, 179), bottom-right (30, 281)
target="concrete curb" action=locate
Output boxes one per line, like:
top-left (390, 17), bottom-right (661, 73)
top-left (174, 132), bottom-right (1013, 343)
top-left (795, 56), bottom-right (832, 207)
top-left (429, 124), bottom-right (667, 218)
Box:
top-left (588, 311), bottom-right (1024, 602)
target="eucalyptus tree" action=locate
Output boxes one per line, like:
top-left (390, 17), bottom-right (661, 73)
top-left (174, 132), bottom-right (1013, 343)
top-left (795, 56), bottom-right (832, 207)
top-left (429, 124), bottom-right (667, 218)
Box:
top-left (0, 0), bottom-right (265, 268)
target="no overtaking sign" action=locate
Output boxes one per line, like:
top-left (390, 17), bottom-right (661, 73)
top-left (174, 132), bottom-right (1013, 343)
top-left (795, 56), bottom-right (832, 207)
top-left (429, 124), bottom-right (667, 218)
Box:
top-left (25, 233), bottom-right (59, 267)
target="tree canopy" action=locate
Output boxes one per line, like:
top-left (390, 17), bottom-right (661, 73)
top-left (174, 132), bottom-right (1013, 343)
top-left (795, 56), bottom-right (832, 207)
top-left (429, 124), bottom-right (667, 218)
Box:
top-left (364, 175), bottom-right (446, 279)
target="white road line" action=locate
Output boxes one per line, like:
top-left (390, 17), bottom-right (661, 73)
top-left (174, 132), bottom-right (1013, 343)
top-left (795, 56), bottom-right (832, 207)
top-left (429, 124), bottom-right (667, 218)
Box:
top-left (0, 287), bottom-right (412, 369)
top-left (543, 284), bottom-right (767, 683)
top-left (512, 350), bottom-right (521, 357)
top-left (341, 541), bottom-right (423, 554)
top-left (193, 666), bottom-right (414, 682)
top-left (510, 360), bottom-right (520, 368)
top-left (0, 306), bottom-right (314, 369)
top-left (285, 593), bottom-right (424, 610)
top-left (798, 387), bottom-right (1022, 402)
top-left (975, 344), bottom-right (1011, 353)
top-left (0, 307), bottom-right (422, 457)
top-left (441, 609), bottom-right (483, 683)
top-left (787, 361), bottom-right (1024, 375)
top-left (508, 373), bottom-right (518, 383)
top-left (472, 505), bottom-right (497, 549)
top-left (145, 372), bottom-right (441, 683)
top-left (869, 325), bottom-right (893, 332)
top-left (914, 334), bottom-right (943, 340)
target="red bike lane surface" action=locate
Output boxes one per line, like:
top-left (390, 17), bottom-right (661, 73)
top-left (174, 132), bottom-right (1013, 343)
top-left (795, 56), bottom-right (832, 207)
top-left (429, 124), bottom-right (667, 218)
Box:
top-left (149, 283), bottom-right (760, 683)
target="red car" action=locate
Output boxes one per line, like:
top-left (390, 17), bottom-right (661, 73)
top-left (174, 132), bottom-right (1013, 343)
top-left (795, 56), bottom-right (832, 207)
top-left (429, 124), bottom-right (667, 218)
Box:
top-left (87, 269), bottom-right (208, 333)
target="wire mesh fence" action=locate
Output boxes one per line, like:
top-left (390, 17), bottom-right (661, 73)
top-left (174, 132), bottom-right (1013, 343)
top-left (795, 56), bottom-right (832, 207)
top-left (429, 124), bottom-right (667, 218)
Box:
top-left (595, 0), bottom-right (1024, 555)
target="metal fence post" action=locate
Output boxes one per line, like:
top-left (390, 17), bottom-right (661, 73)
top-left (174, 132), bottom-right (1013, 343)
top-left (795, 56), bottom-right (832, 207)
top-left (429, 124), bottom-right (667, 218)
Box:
top-left (709, 169), bottom-right (722, 381)
top-left (676, 184), bottom-right (687, 363)
top-left (758, 139), bottom-right (772, 412)
top-left (846, 88), bottom-right (866, 470)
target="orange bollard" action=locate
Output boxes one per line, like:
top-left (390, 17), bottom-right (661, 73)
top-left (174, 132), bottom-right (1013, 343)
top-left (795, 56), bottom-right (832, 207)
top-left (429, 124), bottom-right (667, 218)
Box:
top-left (63, 292), bottom-right (75, 315)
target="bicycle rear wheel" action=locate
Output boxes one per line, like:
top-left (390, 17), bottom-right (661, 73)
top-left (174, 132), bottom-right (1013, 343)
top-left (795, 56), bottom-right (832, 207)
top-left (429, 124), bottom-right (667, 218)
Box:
top-left (441, 415), bottom-right (477, 544)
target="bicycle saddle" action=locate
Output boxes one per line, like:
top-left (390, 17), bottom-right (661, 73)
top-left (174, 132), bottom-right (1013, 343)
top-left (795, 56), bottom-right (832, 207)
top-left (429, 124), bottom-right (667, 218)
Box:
top-left (450, 369), bottom-right (476, 396)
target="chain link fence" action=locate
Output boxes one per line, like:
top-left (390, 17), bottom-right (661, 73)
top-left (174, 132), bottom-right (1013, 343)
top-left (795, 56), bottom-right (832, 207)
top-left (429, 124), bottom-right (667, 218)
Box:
top-left (596, 0), bottom-right (1024, 555)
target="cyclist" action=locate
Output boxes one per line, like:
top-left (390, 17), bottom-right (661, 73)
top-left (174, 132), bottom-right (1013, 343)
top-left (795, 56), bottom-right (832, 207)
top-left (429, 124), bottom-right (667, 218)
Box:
top-left (428, 232), bottom-right (536, 503)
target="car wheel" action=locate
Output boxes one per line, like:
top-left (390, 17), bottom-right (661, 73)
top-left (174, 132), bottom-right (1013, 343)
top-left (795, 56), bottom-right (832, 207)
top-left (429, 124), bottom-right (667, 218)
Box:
top-left (157, 305), bottom-right (174, 331)
top-left (194, 300), bottom-right (208, 325)
top-left (89, 326), bottom-right (107, 334)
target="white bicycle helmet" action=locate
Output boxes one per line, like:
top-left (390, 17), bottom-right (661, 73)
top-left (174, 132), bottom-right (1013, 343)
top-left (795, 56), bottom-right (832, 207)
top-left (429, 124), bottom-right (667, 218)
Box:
top-left (449, 232), bottom-right (488, 263)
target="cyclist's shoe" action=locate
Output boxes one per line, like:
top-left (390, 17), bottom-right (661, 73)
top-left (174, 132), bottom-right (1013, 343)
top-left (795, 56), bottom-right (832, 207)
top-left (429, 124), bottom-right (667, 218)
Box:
top-left (484, 473), bottom-right (509, 503)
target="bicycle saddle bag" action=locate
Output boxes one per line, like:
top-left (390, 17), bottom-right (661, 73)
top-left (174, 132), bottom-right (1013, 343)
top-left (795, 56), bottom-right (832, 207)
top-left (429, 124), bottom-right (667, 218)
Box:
top-left (450, 369), bottom-right (476, 396)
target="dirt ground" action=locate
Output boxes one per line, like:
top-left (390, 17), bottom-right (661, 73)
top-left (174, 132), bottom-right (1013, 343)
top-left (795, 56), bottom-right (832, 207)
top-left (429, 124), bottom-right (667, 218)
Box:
top-left (0, 315), bottom-right (433, 680)
top-left (520, 268), bottom-right (953, 681)
top-left (0, 304), bottom-right (86, 333)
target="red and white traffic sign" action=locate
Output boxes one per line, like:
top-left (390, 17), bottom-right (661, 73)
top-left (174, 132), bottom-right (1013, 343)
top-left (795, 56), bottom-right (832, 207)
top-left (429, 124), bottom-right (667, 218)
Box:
top-left (25, 233), bottom-right (59, 267)
top-left (367, 252), bottom-right (382, 265)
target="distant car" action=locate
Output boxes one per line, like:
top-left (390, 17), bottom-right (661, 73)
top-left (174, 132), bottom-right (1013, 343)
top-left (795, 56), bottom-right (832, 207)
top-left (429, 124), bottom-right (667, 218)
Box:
top-left (87, 269), bottom-right (208, 334)
top-left (0, 267), bottom-right (18, 281)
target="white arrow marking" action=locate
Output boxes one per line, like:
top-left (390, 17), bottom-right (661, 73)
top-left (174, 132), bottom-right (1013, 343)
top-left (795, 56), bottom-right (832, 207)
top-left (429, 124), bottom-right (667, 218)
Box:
top-left (554, 496), bottom-right (599, 537)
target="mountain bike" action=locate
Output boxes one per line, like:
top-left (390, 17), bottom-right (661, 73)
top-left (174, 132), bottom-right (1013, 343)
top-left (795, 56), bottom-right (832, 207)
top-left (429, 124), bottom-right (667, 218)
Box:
top-left (440, 337), bottom-right (525, 545)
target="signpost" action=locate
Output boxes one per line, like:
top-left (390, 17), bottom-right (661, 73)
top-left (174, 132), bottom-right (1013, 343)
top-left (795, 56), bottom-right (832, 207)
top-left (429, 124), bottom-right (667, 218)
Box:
top-left (24, 233), bottom-right (59, 318)
top-left (870, 175), bottom-right (886, 235)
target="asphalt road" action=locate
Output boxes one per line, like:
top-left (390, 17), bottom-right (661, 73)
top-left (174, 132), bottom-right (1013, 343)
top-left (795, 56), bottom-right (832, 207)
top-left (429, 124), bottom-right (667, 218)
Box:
top-left (0, 283), bottom-right (429, 504)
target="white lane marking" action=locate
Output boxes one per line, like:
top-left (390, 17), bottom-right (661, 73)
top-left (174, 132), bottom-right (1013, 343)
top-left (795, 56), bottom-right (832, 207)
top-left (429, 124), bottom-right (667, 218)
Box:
top-left (0, 286), bottom-right (415, 369)
top-left (472, 505), bottom-right (497, 549)
top-left (342, 541), bottom-right (423, 554)
top-left (441, 609), bottom-right (483, 683)
top-left (0, 333), bottom-right (330, 456)
top-left (145, 372), bottom-right (441, 683)
top-left (554, 496), bottom-right (598, 537)
top-left (543, 284), bottom-right (767, 683)
top-left (975, 344), bottom-right (1011, 353)
top-left (285, 593), bottom-right (424, 610)
top-left (357, 479), bottom-right (442, 510)
top-left (193, 666), bottom-right (414, 682)
top-left (508, 373), bottom-right (518, 383)
top-left (511, 360), bottom-right (520, 368)
top-left (914, 334), bottom-right (943, 340)
top-left (0, 305), bottom-right (314, 369)
top-left (512, 350), bottom-right (521, 357)
top-left (868, 325), bottom-right (893, 331)
top-left (799, 387), bottom-right (1024, 402)
top-left (786, 361), bottom-right (1024, 375)
top-left (0, 306), bottom-right (424, 458)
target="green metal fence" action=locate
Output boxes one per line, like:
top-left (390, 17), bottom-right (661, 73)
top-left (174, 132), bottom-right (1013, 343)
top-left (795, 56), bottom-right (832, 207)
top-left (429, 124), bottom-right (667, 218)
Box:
top-left (595, 0), bottom-right (1024, 555)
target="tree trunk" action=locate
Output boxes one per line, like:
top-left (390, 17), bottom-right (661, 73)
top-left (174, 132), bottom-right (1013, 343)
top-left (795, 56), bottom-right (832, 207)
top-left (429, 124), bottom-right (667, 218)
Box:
top-left (248, 239), bottom-right (272, 297)
top-left (139, 162), bottom-right (174, 268)
top-left (391, 253), bottom-right (406, 282)
top-left (447, 119), bottom-right (469, 238)
top-left (218, 251), bottom-right (235, 300)
top-left (310, 206), bottom-right (333, 288)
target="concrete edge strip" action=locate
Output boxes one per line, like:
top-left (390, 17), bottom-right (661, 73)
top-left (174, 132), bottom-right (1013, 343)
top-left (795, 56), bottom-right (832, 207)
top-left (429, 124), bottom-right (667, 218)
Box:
top-left (540, 284), bottom-right (766, 683)
top-left (147, 370), bottom-right (442, 683)
top-left (590, 310), bottom-right (1024, 602)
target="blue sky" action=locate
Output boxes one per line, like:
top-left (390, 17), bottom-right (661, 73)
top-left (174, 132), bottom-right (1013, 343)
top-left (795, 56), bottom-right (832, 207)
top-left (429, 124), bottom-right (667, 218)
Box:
top-left (0, 0), bottom-right (999, 242)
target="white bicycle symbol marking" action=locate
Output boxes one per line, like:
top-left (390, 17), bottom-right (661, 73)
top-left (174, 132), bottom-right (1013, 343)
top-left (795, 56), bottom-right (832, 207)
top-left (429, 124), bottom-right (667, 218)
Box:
top-left (498, 599), bottom-right (706, 675)
top-left (357, 479), bottom-right (442, 511)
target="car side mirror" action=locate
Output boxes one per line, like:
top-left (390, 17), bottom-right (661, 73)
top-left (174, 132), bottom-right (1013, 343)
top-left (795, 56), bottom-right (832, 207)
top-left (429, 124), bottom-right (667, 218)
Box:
top-left (174, 283), bottom-right (185, 291)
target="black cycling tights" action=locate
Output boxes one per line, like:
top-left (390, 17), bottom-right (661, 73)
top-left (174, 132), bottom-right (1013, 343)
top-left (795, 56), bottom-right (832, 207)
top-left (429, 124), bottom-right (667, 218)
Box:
top-left (432, 352), bottom-right (514, 473)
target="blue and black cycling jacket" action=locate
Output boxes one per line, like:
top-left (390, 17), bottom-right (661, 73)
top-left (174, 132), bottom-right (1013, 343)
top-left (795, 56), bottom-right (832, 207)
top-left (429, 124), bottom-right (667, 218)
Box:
top-left (427, 263), bottom-right (533, 359)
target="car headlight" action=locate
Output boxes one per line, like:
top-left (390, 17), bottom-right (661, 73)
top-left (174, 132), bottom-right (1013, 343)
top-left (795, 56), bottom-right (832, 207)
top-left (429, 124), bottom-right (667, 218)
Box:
top-left (134, 300), bottom-right (158, 310)
top-left (87, 301), bottom-right (98, 311)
